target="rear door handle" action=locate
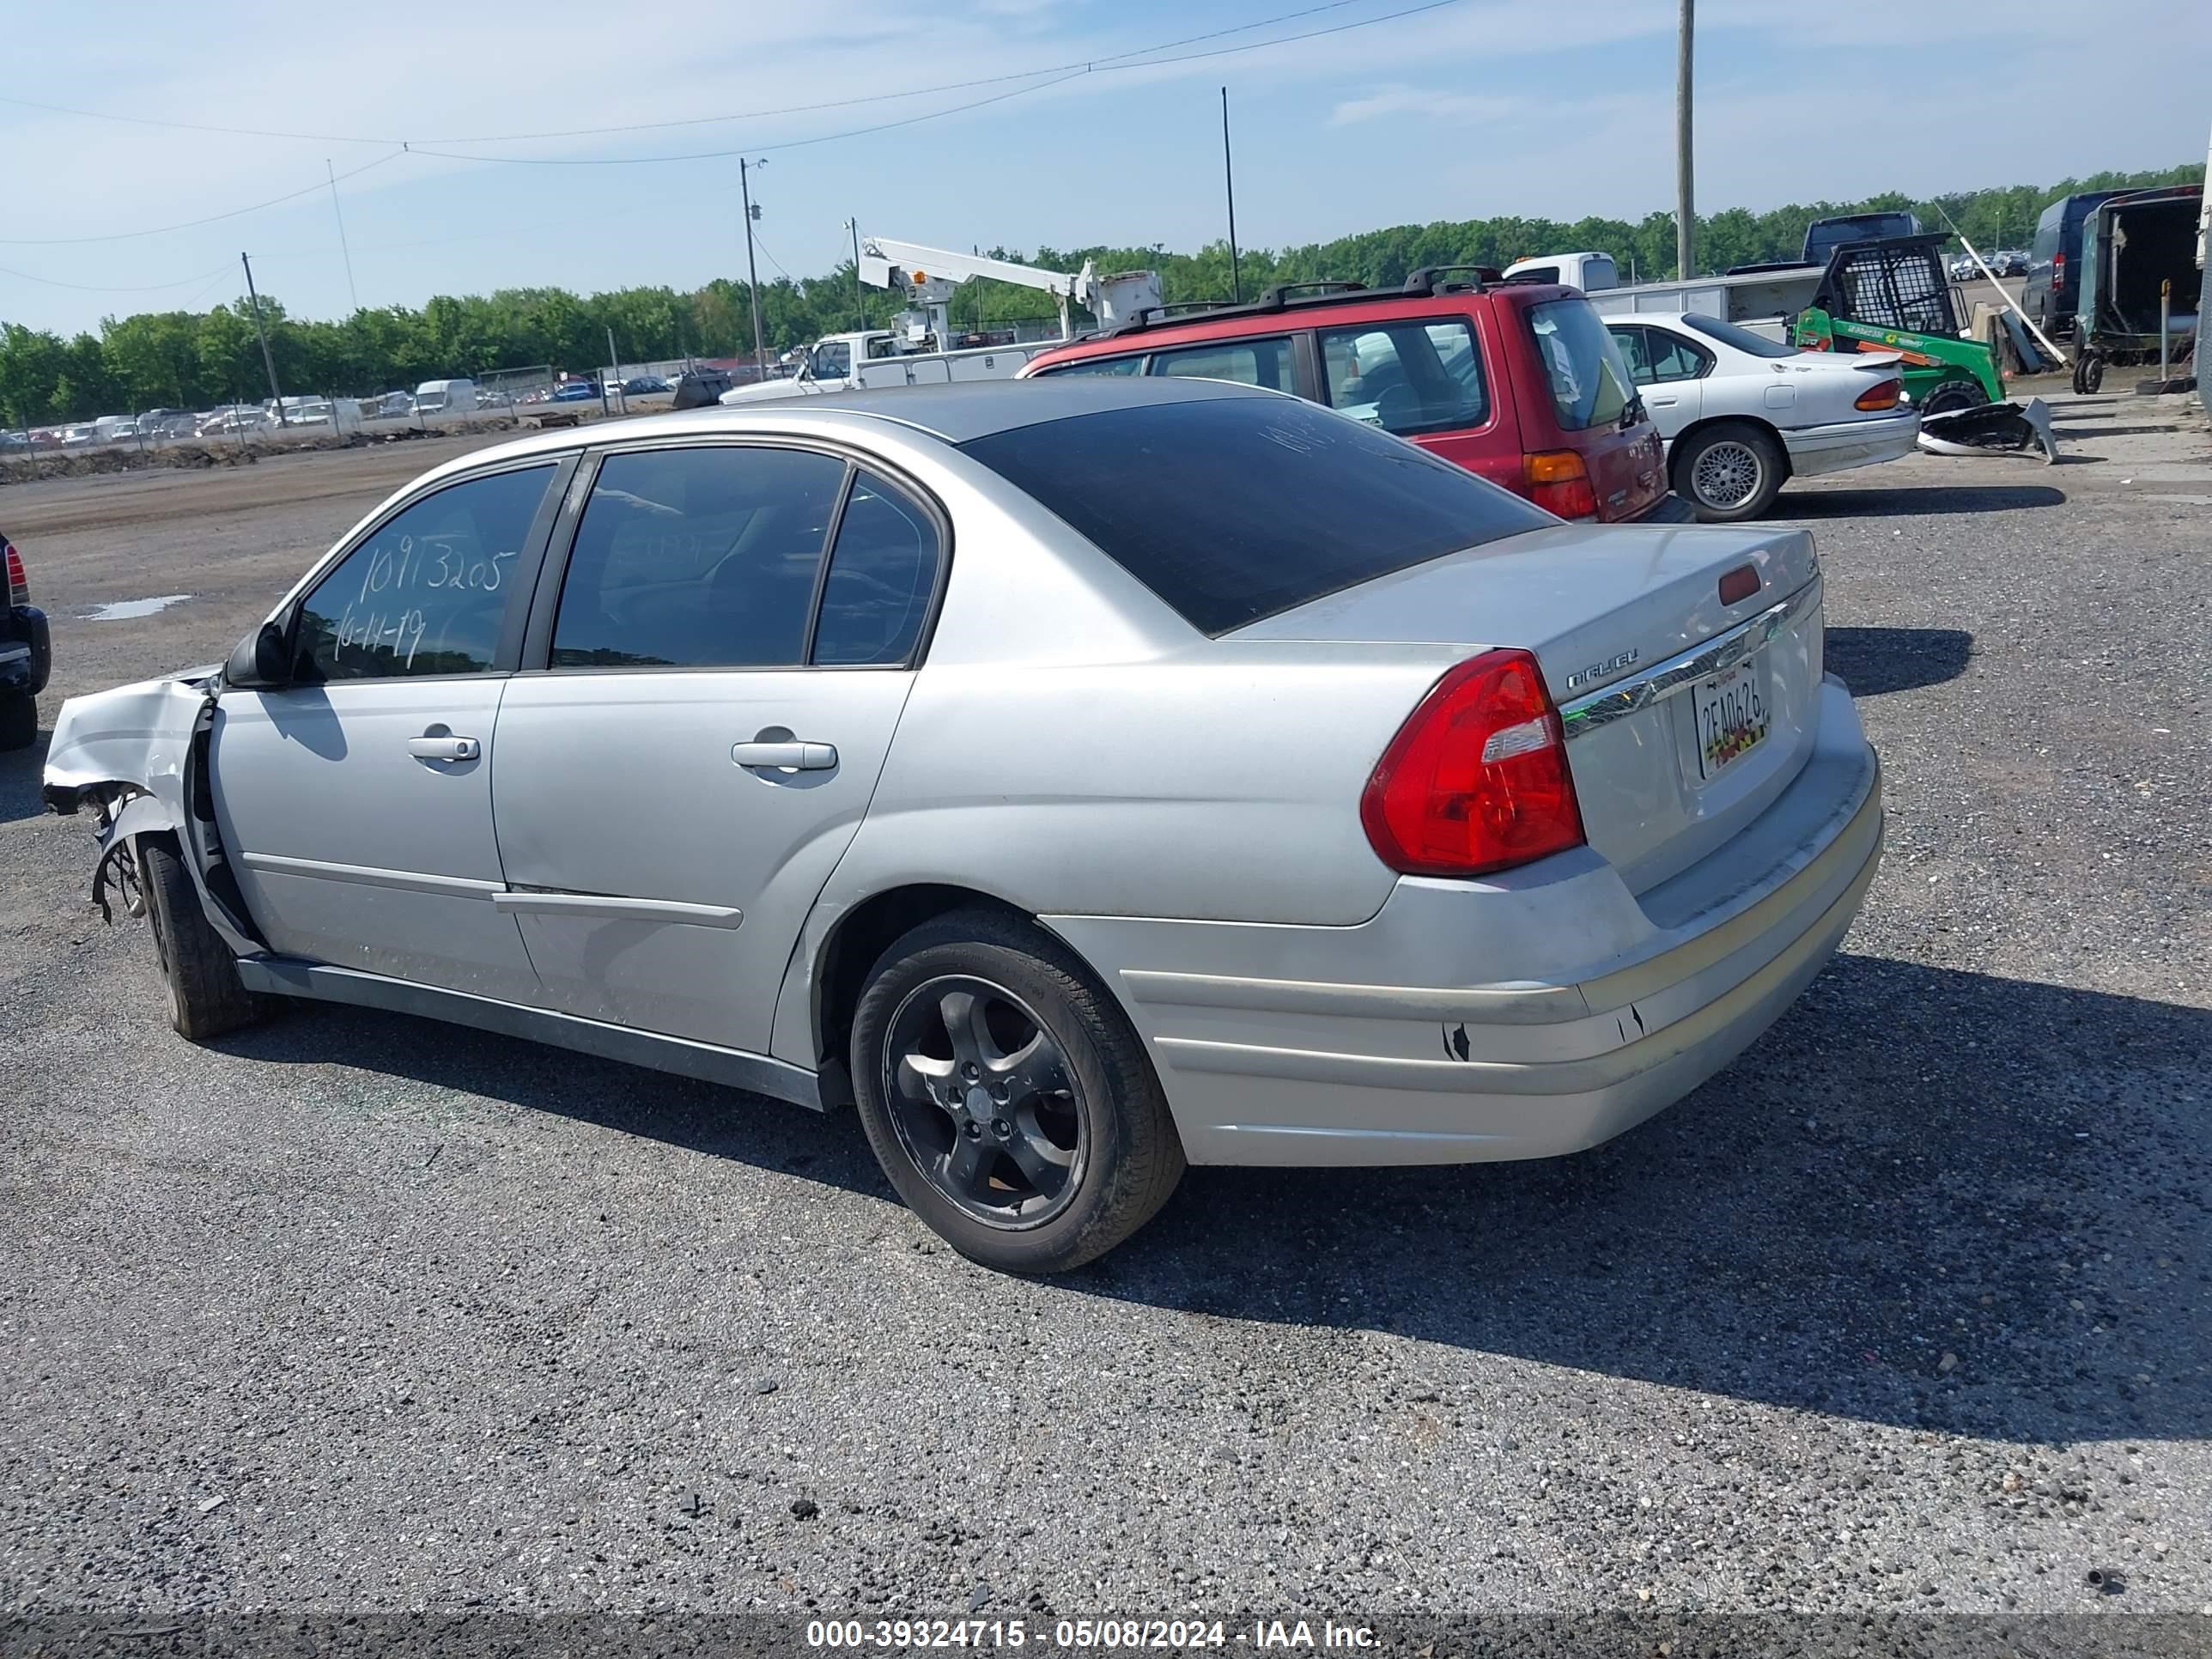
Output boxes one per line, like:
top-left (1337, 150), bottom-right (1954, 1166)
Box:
top-left (731, 740), bottom-right (837, 770)
top-left (406, 735), bottom-right (481, 762)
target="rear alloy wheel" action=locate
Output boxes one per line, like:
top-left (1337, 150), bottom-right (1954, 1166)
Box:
top-left (850, 910), bottom-right (1184, 1273)
top-left (139, 834), bottom-right (262, 1041)
top-left (1917, 378), bottom-right (1989, 417)
top-left (1674, 422), bottom-right (1784, 522)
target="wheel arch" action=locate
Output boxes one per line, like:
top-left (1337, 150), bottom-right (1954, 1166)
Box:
top-left (1667, 413), bottom-right (1795, 483)
top-left (787, 881), bottom-right (1092, 1106)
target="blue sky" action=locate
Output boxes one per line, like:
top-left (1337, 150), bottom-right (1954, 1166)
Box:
top-left (3, 0), bottom-right (2206, 336)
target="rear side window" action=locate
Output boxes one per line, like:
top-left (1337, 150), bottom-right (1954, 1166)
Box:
top-left (960, 396), bottom-right (1551, 636)
top-left (1525, 300), bottom-right (1635, 431)
top-left (550, 446), bottom-right (845, 669)
top-left (1672, 313), bottom-right (1792, 360)
top-left (1319, 319), bottom-right (1487, 436)
top-left (1148, 337), bottom-right (1295, 392)
top-left (811, 471), bottom-right (940, 666)
top-left (1036, 355), bottom-right (1145, 378)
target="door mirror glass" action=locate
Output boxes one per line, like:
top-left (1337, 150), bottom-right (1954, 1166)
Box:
top-left (225, 619), bottom-right (292, 689)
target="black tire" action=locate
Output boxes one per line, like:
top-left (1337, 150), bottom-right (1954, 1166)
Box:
top-left (2080, 354), bottom-right (2105, 394)
top-left (1917, 378), bottom-right (1989, 417)
top-left (849, 908), bottom-right (1184, 1273)
top-left (0, 693), bottom-right (34, 752)
top-left (1672, 422), bottom-right (1785, 522)
top-left (139, 835), bottom-right (261, 1041)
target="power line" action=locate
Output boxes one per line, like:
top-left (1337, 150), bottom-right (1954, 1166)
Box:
top-left (410, 70), bottom-right (1089, 167)
top-left (0, 259), bottom-right (234, 293)
top-left (0, 150), bottom-right (407, 246)
top-left (0, 0), bottom-right (1384, 149)
top-left (410, 0), bottom-right (1457, 168)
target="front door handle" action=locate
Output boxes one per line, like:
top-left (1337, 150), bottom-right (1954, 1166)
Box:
top-left (732, 739), bottom-right (837, 771)
top-left (407, 735), bottom-right (481, 762)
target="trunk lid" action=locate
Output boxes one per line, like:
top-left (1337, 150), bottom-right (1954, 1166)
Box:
top-left (1233, 521), bottom-right (1825, 893)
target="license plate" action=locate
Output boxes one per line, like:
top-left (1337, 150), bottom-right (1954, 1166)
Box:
top-left (1692, 657), bottom-right (1769, 779)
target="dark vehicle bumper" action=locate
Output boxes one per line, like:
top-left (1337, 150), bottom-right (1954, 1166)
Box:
top-left (3, 605), bottom-right (52, 697)
top-left (1633, 493), bottom-right (1700, 525)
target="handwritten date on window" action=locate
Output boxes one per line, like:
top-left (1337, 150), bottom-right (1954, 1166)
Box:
top-left (331, 533), bottom-right (517, 672)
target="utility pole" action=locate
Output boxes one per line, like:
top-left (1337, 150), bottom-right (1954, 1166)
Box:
top-left (844, 217), bottom-right (866, 331)
top-left (325, 161), bottom-right (360, 313)
top-left (240, 252), bottom-right (282, 409)
top-left (739, 157), bottom-right (768, 379)
top-left (1221, 87), bottom-right (1243, 304)
top-left (605, 325), bottom-right (621, 415)
top-left (1674, 0), bottom-right (1695, 279)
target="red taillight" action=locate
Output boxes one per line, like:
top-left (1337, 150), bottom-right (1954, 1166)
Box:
top-left (1523, 450), bottom-right (1599, 520)
top-left (1718, 564), bottom-right (1761, 605)
top-left (1854, 378), bottom-right (1903, 410)
top-left (1362, 648), bottom-right (1585, 878)
top-left (3, 541), bottom-right (24, 607)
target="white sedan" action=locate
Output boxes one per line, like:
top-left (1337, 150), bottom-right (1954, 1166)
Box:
top-left (1607, 313), bottom-right (1920, 521)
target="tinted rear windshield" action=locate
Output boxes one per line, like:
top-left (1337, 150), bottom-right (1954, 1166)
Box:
top-left (1674, 312), bottom-right (1799, 359)
top-left (959, 396), bottom-right (1551, 635)
top-left (1525, 299), bottom-right (1636, 431)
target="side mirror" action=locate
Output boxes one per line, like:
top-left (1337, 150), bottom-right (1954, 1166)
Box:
top-left (225, 619), bottom-right (292, 690)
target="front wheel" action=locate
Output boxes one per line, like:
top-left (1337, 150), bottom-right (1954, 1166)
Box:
top-left (140, 835), bottom-right (262, 1041)
top-left (849, 910), bottom-right (1185, 1273)
top-left (1673, 422), bottom-right (1784, 522)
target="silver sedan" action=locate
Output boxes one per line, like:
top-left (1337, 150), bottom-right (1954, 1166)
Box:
top-left (44, 377), bottom-right (1883, 1271)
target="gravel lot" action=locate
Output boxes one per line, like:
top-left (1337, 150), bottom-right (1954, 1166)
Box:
top-left (3, 399), bottom-right (2208, 1625)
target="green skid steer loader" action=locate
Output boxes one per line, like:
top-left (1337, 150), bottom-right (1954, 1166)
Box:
top-left (1790, 233), bottom-right (2053, 460)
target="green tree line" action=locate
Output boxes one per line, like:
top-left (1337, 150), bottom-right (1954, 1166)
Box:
top-left (3, 162), bottom-right (2195, 428)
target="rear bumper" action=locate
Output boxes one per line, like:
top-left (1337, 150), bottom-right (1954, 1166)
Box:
top-left (1, 605), bottom-right (50, 698)
top-left (1048, 678), bottom-right (1881, 1166)
top-left (1784, 410), bottom-right (1920, 478)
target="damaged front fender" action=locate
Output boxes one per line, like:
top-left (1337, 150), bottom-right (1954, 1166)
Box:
top-left (42, 668), bottom-right (266, 954)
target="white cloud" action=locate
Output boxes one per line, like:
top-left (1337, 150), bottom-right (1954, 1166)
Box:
top-left (1328, 85), bottom-right (1528, 127)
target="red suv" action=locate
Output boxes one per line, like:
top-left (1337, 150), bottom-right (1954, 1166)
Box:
top-left (1021, 268), bottom-right (1687, 525)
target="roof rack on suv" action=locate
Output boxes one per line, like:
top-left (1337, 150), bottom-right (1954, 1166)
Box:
top-left (1092, 279), bottom-right (1382, 339)
top-left (1401, 264), bottom-right (1501, 295)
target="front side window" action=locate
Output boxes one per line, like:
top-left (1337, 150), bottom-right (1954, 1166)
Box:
top-left (1525, 299), bottom-right (1636, 431)
top-left (812, 342), bottom-right (853, 380)
top-left (811, 471), bottom-right (941, 665)
top-left (1147, 336), bottom-right (1294, 392)
top-left (1319, 319), bottom-right (1488, 436)
top-left (1036, 354), bottom-right (1145, 378)
top-left (550, 446), bottom-right (846, 669)
top-left (293, 465), bottom-right (554, 681)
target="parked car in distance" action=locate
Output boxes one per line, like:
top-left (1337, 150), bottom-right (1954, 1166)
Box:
top-left (622, 375), bottom-right (672, 395)
top-left (550, 380), bottom-right (601, 403)
top-left (1021, 270), bottom-right (1688, 525)
top-left (1802, 211), bottom-right (1921, 266)
top-left (43, 378), bottom-right (1881, 1270)
top-left (1607, 312), bottom-right (1915, 520)
top-left (672, 367), bottom-right (734, 408)
top-left (3, 530), bottom-right (52, 750)
top-left (374, 391), bottom-right (416, 417)
top-left (412, 379), bottom-right (479, 416)
top-left (2024, 191), bottom-right (2125, 341)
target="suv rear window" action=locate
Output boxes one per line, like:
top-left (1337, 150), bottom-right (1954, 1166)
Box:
top-left (959, 396), bottom-right (1550, 635)
top-left (1525, 299), bottom-right (1636, 431)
